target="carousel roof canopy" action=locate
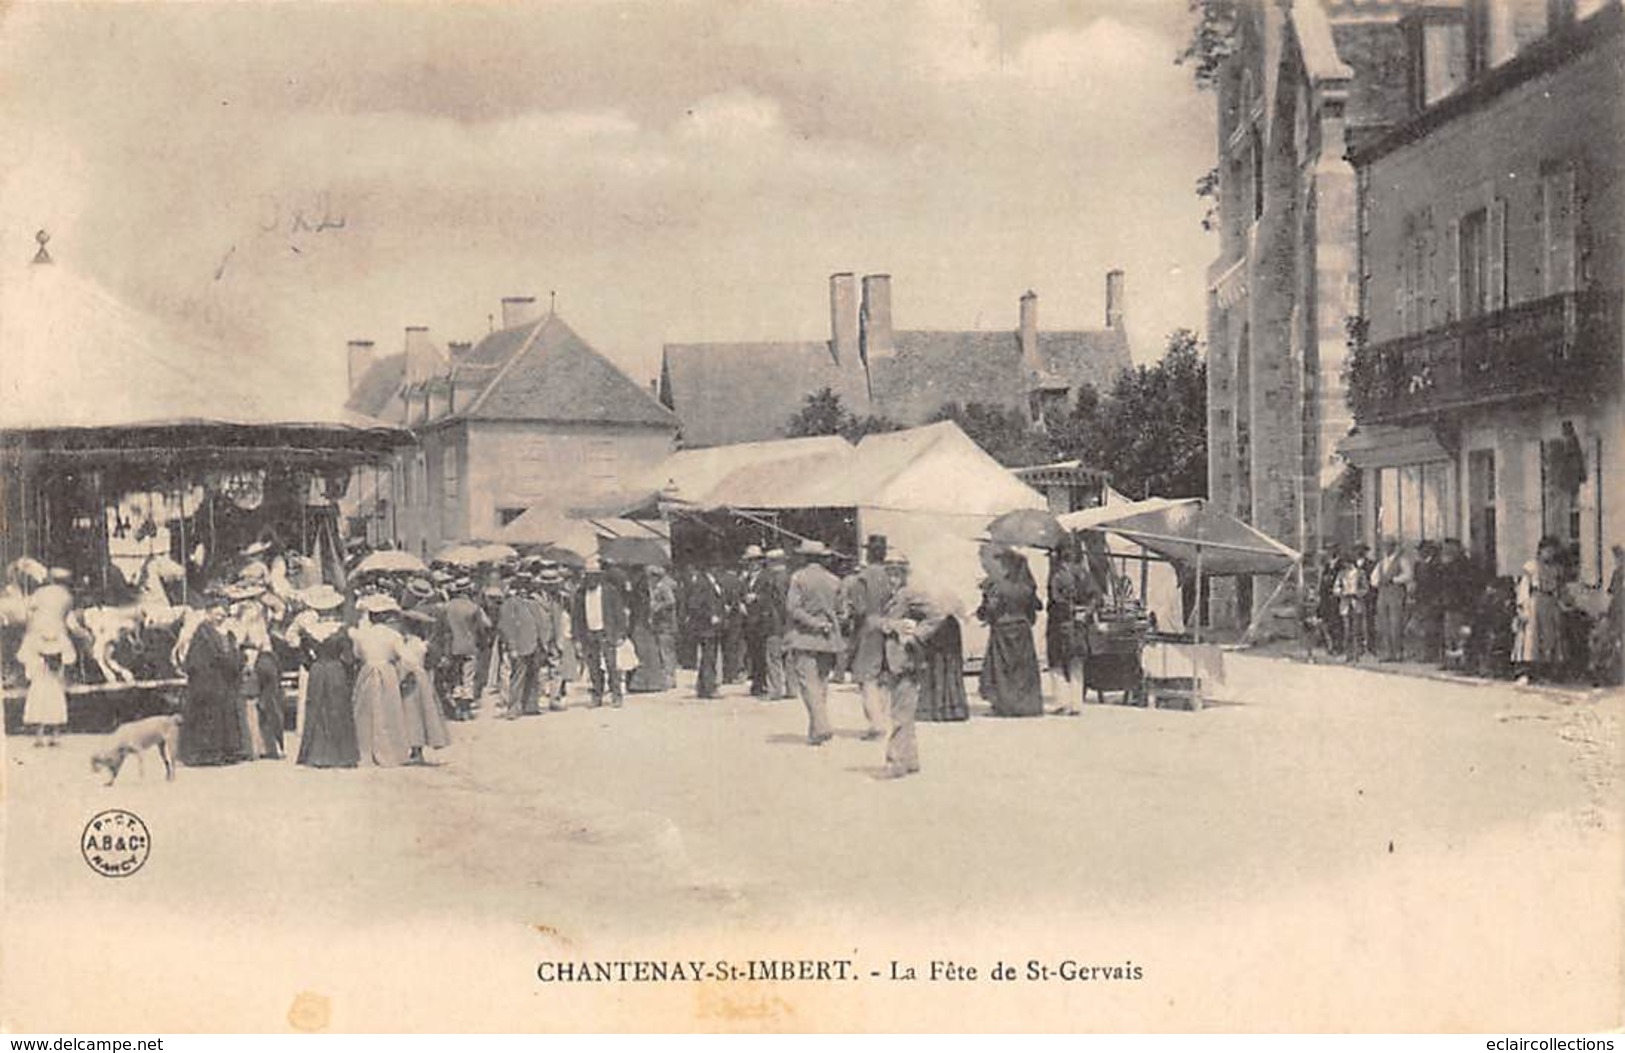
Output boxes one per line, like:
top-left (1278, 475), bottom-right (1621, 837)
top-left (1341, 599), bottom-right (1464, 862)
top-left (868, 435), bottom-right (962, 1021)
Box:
top-left (0, 248), bottom-right (408, 447)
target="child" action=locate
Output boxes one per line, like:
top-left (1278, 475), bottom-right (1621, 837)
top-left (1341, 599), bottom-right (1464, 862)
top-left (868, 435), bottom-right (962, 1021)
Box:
top-left (1335, 554), bottom-right (1370, 663)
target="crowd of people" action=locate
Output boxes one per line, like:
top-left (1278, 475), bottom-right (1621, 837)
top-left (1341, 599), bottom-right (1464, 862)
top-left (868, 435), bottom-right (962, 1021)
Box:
top-left (1309, 535), bottom-right (1625, 686)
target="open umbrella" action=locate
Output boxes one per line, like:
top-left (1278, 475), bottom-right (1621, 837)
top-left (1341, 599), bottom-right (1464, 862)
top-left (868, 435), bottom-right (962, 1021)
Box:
top-left (599, 535), bottom-right (670, 567)
top-left (433, 543), bottom-right (488, 567)
top-left (985, 508), bottom-right (1066, 550)
top-left (476, 543), bottom-right (519, 564)
top-left (537, 543), bottom-right (586, 569)
top-left (353, 550), bottom-right (429, 576)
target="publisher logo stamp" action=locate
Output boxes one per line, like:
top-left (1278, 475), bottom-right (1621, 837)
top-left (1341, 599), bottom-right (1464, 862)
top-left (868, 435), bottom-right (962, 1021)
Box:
top-left (81, 809), bottom-right (151, 878)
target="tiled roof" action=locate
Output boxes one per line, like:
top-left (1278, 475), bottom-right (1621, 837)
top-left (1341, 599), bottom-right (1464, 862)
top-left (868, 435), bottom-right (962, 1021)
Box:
top-left (462, 315), bottom-right (676, 427)
top-left (658, 340), bottom-right (871, 448)
top-left (346, 353), bottom-right (407, 422)
top-left (345, 315), bottom-right (676, 430)
top-left (661, 326), bottom-right (1131, 448)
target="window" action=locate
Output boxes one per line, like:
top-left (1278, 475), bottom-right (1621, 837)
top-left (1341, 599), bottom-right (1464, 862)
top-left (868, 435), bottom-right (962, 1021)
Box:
top-left (442, 450), bottom-right (460, 501)
top-left (1468, 449), bottom-right (1497, 570)
top-left (1540, 162), bottom-right (1578, 297)
top-left (496, 507), bottom-right (526, 528)
top-left (1459, 208), bottom-right (1488, 317)
top-left (1375, 461), bottom-right (1457, 545)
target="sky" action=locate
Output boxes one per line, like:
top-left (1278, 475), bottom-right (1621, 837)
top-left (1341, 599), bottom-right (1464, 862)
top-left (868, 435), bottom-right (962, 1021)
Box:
top-left (0, 0), bottom-right (1216, 417)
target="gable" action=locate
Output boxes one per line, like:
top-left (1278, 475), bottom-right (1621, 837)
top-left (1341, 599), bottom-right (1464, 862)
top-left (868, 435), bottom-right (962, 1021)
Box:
top-left (462, 316), bottom-right (676, 428)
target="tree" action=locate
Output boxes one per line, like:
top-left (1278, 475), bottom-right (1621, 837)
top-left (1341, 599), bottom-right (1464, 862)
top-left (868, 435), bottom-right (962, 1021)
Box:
top-left (927, 401), bottom-right (1057, 468)
top-left (1061, 329), bottom-right (1208, 499)
top-left (1176, 0), bottom-right (1240, 93)
top-left (784, 388), bottom-right (903, 443)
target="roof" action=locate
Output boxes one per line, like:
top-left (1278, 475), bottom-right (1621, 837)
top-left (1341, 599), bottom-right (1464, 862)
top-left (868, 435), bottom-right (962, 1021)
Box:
top-left (659, 340), bottom-right (870, 448)
top-left (348, 313), bottom-right (678, 430)
top-left (661, 323), bottom-right (1130, 448)
top-left (347, 352), bottom-right (407, 421)
top-left (1, 259), bottom-right (406, 440)
top-left (1059, 497), bottom-right (1301, 576)
top-left (645, 434), bottom-right (855, 505)
top-left (652, 421), bottom-right (1043, 516)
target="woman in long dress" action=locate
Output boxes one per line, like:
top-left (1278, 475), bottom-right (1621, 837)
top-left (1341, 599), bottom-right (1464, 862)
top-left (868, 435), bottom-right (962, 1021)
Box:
top-left (626, 567), bottom-right (665, 693)
top-left (297, 628), bottom-right (359, 768)
top-left (916, 613), bottom-right (969, 722)
top-left (350, 601), bottom-right (411, 767)
top-left (19, 622), bottom-right (74, 746)
top-left (179, 600), bottom-right (245, 765)
top-left (976, 546), bottom-right (1044, 717)
top-left (1513, 536), bottom-right (1567, 683)
top-left (1045, 543), bottom-right (1094, 716)
top-left (395, 619), bottom-right (449, 764)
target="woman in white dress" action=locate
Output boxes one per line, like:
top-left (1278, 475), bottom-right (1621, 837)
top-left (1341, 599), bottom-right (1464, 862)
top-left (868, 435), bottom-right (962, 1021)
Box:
top-left (19, 621), bottom-right (75, 746)
top-left (1513, 536), bottom-right (1567, 683)
top-left (395, 619), bottom-right (449, 765)
top-left (350, 595), bottom-right (410, 767)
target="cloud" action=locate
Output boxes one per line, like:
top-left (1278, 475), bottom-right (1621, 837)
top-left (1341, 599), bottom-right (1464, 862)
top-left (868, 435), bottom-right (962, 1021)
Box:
top-left (0, 0), bottom-right (1216, 418)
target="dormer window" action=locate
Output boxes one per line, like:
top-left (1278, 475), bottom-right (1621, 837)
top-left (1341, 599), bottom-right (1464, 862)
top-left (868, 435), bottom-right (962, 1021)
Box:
top-left (1406, 7), bottom-right (1468, 112)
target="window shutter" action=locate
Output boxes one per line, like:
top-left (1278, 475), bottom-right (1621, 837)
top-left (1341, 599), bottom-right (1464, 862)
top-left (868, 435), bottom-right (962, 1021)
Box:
top-left (1423, 219), bottom-right (1439, 327)
top-left (1487, 197), bottom-right (1507, 310)
top-left (1446, 219), bottom-right (1460, 322)
top-left (1543, 166), bottom-right (1577, 296)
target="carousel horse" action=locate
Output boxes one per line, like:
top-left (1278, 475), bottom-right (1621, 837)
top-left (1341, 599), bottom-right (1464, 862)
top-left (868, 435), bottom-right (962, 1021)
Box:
top-left (72, 555), bottom-right (193, 684)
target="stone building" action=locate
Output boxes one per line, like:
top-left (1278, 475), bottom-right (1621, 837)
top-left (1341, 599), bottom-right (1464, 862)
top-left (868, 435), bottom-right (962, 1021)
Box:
top-left (1204, 0), bottom-right (1418, 616)
top-left (659, 273), bottom-right (1132, 449)
top-left (345, 297), bottom-right (678, 555)
top-left (1342, 0), bottom-right (1621, 584)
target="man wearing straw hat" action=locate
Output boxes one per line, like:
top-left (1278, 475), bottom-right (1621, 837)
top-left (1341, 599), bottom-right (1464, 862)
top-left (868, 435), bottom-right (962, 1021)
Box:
top-left (785, 540), bottom-right (845, 745)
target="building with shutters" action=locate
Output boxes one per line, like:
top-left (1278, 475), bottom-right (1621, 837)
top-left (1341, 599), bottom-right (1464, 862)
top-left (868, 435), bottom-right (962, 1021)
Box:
top-left (1341, 0), bottom-right (1622, 584)
top-left (344, 296), bottom-right (678, 556)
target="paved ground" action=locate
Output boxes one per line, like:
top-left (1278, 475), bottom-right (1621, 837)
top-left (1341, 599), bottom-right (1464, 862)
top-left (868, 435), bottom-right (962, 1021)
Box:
top-left (2, 655), bottom-right (1620, 1032)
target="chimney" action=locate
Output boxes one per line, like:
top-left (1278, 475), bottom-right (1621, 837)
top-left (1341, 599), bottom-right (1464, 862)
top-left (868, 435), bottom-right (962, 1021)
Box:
top-left (500, 296), bottom-right (543, 330)
top-left (445, 342), bottom-right (473, 415)
top-left (1105, 269), bottom-right (1125, 330)
top-left (829, 273), bottom-right (858, 365)
top-left (346, 339), bottom-right (376, 392)
top-left (403, 326), bottom-right (439, 386)
top-left (859, 273), bottom-right (893, 364)
top-left (1019, 290), bottom-right (1042, 374)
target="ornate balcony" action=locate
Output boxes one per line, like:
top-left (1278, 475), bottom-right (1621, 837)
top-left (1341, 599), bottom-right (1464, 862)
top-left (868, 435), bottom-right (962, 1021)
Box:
top-left (1347, 290), bottom-right (1622, 424)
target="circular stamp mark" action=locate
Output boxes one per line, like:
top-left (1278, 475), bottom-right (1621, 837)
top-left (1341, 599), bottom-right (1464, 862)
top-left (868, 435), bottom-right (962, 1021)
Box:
top-left (81, 809), bottom-right (151, 878)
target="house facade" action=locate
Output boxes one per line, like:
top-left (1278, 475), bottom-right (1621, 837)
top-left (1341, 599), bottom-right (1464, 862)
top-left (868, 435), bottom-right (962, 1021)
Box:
top-left (660, 272), bottom-right (1132, 449)
top-left (1205, 0), bottom-right (1418, 619)
top-left (346, 298), bottom-right (678, 556)
top-left (1343, 0), bottom-right (1623, 585)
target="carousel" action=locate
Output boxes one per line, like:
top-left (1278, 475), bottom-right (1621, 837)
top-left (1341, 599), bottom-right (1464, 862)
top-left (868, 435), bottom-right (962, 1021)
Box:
top-left (0, 235), bottom-right (411, 730)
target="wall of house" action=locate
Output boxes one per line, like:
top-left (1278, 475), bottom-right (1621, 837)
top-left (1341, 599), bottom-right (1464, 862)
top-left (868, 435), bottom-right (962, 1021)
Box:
top-left (1362, 33), bottom-right (1624, 345)
top-left (1357, 19), bottom-right (1624, 582)
top-left (462, 422), bottom-right (675, 540)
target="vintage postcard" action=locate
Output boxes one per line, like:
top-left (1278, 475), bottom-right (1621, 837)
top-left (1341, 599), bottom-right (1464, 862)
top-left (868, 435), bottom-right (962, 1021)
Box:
top-left (1, 0), bottom-right (1620, 1035)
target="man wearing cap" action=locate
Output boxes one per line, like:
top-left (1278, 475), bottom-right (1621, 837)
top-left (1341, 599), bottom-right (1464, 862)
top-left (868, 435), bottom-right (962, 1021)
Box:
top-left (573, 556), bottom-right (629, 707)
top-left (438, 578), bottom-right (490, 721)
top-left (846, 535), bottom-right (894, 740)
top-left (786, 540), bottom-right (845, 745)
top-left (497, 572), bottom-right (543, 718)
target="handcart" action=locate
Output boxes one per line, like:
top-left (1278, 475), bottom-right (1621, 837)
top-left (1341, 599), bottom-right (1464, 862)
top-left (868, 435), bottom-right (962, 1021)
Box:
top-left (1083, 607), bottom-right (1148, 705)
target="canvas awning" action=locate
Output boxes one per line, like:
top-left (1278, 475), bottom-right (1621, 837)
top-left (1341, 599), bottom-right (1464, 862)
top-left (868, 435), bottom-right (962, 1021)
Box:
top-left (1059, 497), bottom-right (1300, 576)
top-left (1336, 424), bottom-right (1452, 470)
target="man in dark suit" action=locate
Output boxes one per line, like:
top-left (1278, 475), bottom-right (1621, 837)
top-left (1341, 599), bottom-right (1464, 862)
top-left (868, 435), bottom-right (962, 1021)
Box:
top-left (572, 557), bottom-right (629, 707)
top-left (740, 545), bottom-right (769, 696)
top-left (718, 558), bottom-right (748, 684)
top-left (497, 573), bottom-right (542, 718)
top-left (687, 563), bottom-right (725, 699)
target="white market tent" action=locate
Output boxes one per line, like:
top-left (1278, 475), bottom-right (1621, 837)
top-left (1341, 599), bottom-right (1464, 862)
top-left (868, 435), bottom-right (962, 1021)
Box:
top-left (644, 421), bottom-right (1050, 658)
top-left (1059, 495), bottom-right (1303, 640)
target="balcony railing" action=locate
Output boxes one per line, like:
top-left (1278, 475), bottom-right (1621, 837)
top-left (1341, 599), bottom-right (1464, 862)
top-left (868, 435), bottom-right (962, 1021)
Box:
top-left (1347, 290), bottom-right (1622, 424)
